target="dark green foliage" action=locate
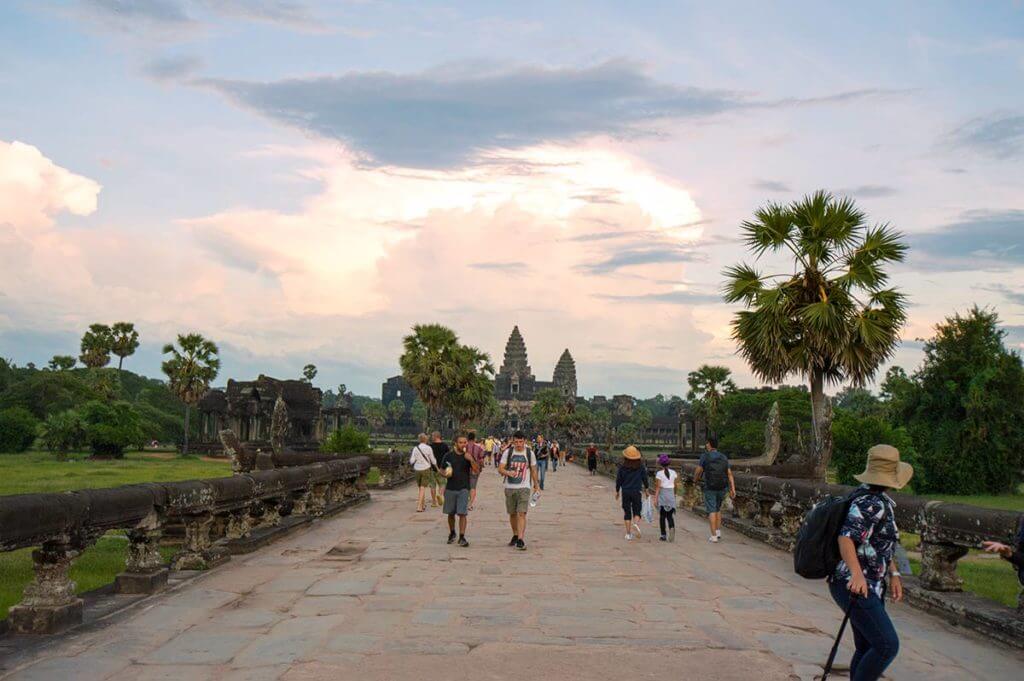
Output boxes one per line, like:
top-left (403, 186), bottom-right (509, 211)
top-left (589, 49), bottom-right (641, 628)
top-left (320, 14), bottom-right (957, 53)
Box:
top-left (79, 400), bottom-right (143, 458)
top-left (832, 411), bottom-right (922, 490)
top-left (833, 387), bottom-right (883, 416)
top-left (892, 307), bottom-right (1024, 494)
top-left (39, 409), bottom-right (87, 459)
top-left (0, 370), bottom-right (101, 419)
top-left (0, 407), bottom-right (39, 453)
top-left (713, 387), bottom-right (812, 459)
top-left (321, 424), bottom-right (371, 454)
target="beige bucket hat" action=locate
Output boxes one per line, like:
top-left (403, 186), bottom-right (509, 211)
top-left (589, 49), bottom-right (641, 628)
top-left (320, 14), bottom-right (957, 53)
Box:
top-left (854, 444), bottom-right (914, 490)
top-left (622, 445), bottom-right (641, 460)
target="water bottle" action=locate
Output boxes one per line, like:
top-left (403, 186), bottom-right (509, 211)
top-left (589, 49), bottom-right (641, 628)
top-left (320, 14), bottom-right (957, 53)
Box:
top-left (530, 491), bottom-right (540, 507)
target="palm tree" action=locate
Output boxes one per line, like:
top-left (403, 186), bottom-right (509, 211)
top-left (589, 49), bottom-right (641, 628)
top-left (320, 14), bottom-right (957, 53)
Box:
top-left (110, 322), bottom-right (140, 372)
top-left (161, 333), bottom-right (220, 456)
top-left (446, 344), bottom-right (496, 429)
top-left (723, 190), bottom-right (908, 473)
top-left (410, 400), bottom-right (428, 431)
top-left (399, 324), bottom-right (461, 428)
top-left (363, 401), bottom-right (387, 435)
top-left (79, 324), bottom-right (113, 369)
top-left (686, 365), bottom-right (737, 424)
top-left (302, 364), bottom-right (317, 383)
top-left (48, 355), bottom-right (76, 371)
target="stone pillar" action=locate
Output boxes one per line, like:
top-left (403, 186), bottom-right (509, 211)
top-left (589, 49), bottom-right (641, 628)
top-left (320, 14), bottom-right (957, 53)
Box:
top-left (780, 503), bottom-right (805, 537)
top-left (172, 513), bottom-right (229, 570)
top-left (291, 490), bottom-right (309, 516)
top-left (8, 538), bottom-right (87, 634)
top-left (115, 521), bottom-right (169, 594)
top-left (258, 498), bottom-right (283, 528)
top-left (224, 508), bottom-right (253, 539)
top-left (733, 493), bottom-right (758, 520)
top-left (918, 541), bottom-right (968, 592)
top-left (308, 483), bottom-right (329, 517)
top-left (755, 498), bottom-right (775, 527)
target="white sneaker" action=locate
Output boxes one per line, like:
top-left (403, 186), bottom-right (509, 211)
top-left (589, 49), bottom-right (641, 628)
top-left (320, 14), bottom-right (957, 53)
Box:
top-left (632, 523), bottom-right (642, 538)
top-left (625, 534), bottom-right (633, 541)
top-left (715, 529), bottom-right (722, 539)
top-left (708, 535), bottom-right (719, 543)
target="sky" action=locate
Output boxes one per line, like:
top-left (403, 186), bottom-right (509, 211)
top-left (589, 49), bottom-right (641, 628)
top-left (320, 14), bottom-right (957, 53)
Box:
top-left (1, 1), bottom-right (1023, 398)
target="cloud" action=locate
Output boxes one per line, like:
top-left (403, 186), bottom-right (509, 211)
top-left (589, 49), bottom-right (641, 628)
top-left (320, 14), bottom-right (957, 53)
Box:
top-left (577, 243), bottom-right (706, 275)
top-left (908, 209), bottom-right (1024, 271)
top-left (947, 113), bottom-right (1024, 159)
top-left (142, 54), bottom-right (204, 82)
top-left (752, 180), bottom-right (790, 193)
top-left (78, 0), bottom-right (319, 36)
top-left (592, 289), bottom-right (721, 305)
top-left (838, 184), bottom-right (899, 198)
top-left (979, 284), bottom-right (1024, 306)
top-left (0, 140), bottom-right (102, 232)
top-left (200, 60), bottom-right (903, 168)
top-left (468, 261), bottom-right (530, 272)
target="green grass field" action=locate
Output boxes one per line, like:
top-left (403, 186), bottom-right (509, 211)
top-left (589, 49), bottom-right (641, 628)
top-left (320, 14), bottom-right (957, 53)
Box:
top-left (0, 450), bottom-right (231, 497)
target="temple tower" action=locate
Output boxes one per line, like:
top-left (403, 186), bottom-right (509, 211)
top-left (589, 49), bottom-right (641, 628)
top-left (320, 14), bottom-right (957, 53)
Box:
top-left (552, 349), bottom-right (577, 398)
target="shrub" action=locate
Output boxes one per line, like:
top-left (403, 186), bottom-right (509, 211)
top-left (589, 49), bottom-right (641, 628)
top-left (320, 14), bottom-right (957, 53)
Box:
top-left (714, 387), bottom-right (812, 460)
top-left (39, 409), bottom-right (87, 460)
top-left (79, 400), bottom-right (143, 458)
top-left (0, 370), bottom-right (99, 419)
top-left (0, 407), bottom-right (39, 453)
top-left (832, 411), bottom-right (923, 491)
top-left (321, 424), bottom-right (371, 454)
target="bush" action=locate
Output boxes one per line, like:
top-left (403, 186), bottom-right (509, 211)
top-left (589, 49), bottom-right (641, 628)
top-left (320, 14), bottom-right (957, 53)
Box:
top-left (39, 409), bottom-right (87, 459)
top-left (0, 407), bottom-right (39, 453)
top-left (0, 370), bottom-right (99, 420)
top-left (321, 424), bottom-right (371, 454)
top-left (832, 411), bottom-right (923, 491)
top-left (79, 400), bottom-right (142, 458)
top-left (714, 387), bottom-right (812, 460)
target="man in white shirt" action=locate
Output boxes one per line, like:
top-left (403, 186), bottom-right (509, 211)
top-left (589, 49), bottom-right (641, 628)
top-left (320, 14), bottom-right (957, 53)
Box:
top-left (409, 433), bottom-right (438, 512)
top-left (498, 430), bottom-right (540, 551)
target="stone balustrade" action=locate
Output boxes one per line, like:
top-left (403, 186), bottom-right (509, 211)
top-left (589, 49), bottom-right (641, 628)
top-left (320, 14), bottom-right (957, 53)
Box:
top-left (0, 456), bottom-right (369, 635)
top-left (365, 451), bottom-right (415, 489)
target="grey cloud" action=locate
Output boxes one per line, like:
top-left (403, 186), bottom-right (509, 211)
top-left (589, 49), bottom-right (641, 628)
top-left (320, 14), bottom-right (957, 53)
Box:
top-left (79, 0), bottom-right (318, 35)
top-left (199, 60), bottom-right (906, 168)
top-left (838, 184), bottom-right (899, 198)
top-left (142, 54), bottom-right (204, 82)
top-left (978, 284), bottom-right (1024, 306)
top-left (576, 244), bottom-right (706, 275)
top-left (944, 168), bottom-right (968, 175)
top-left (752, 180), bottom-right (791, 193)
top-left (592, 289), bottom-right (721, 305)
top-left (908, 209), bottom-right (1024, 271)
top-left (947, 113), bottom-right (1024, 159)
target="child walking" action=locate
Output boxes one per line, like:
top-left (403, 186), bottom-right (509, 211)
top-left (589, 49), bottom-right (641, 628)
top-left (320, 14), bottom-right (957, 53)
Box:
top-left (654, 454), bottom-right (678, 542)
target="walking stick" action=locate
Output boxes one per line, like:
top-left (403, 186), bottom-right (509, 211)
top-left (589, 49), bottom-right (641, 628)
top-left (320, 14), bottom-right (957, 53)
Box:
top-left (821, 595), bottom-right (855, 680)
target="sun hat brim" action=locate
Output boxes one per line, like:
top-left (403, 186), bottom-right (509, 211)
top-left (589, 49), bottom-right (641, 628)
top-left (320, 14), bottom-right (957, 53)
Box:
top-left (854, 460), bottom-right (914, 490)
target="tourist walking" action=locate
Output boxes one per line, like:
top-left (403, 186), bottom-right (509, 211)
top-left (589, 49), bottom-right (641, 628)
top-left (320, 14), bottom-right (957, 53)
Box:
top-left (492, 436), bottom-right (502, 468)
top-left (430, 432), bottom-right (450, 508)
top-left (654, 454), bottom-right (677, 542)
top-left (550, 441), bottom-right (559, 472)
top-left (466, 431), bottom-right (487, 510)
top-left (409, 434), bottom-right (438, 512)
top-left (498, 430), bottom-right (539, 550)
top-left (614, 445), bottom-right (649, 541)
top-left (828, 445), bottom-right (913, 681)
top-left (534, 434), bottom-right (550, 490)
top-left (439, 433), bottom-right (479, 547)
top-left (586, 443), bottom-right (598, 475)
top-left (693, 435), bottom-right (735, 542)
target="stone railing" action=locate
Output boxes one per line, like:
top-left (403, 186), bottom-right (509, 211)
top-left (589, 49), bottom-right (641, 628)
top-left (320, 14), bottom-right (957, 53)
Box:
top-left (366, 451), bottom-right (414, 489)
top-left (677, 462), bottom-right (1024, 647)
top-left (0, 457), bottom-right (369, 635)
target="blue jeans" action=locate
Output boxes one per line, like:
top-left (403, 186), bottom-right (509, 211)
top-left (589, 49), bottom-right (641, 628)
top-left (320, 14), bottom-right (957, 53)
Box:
top-left (828, 580), bottom-right (899, 681)
top-left (551, 456), bottom-right (558, 471)
top-left (537, 458), bottom-right (548, 489)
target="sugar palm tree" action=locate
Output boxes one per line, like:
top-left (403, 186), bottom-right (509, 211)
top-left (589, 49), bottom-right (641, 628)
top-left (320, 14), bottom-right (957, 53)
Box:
top-left (399, 324), bottom-right (461, 428)
top-left (48, 355), bottom-right (76, 371)
top-left (446, 344), bottom-right (496, 429)
top-left (79, 324), bottom-right (113, 369)
top-left (723, 190), bottom-right (907, 473)
top-left (162, 333), bottom-right (220, 456)
top-left (110, 322), bottom-right (140, 372)
top-left (363, 401), bottom-right (387, 435)
top-left (686, 365), bottom-right (737, 424)
top-left (388, 398), bottom-right (406, 425)
top-left (302, 364), bottom-right (317, 383)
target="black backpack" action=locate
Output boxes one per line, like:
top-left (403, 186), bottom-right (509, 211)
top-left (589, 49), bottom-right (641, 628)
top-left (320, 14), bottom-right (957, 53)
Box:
top-left (793, 489), bottom-right (872, 579)
top-left (703, 451), bottom-right (729, 491)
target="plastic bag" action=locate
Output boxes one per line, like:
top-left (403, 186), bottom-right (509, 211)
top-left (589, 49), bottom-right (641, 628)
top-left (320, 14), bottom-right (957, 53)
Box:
top-left (641, 495), bottom-right (654, 524)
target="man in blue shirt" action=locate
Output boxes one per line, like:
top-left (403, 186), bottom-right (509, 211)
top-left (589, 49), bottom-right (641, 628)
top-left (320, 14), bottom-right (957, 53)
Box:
top-left (693, 435), bottom-right (735, 543)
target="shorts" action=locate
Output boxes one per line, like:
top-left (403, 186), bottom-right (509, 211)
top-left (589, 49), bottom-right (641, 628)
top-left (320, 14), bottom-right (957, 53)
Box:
top-left (433, 470), bottom-right (447, 488)
top-left (469, 474), bottom-right (479, 490)
top-left (704, 488), bottom-right (727, 513)
top-left (416, 470), bottom-right (433, 487)
top-left (505, 488), bottom-right (531, 514)
top-left (443, 488), bottom-right (470, 515)
top-left (621, 490), bottom-right (643, 520)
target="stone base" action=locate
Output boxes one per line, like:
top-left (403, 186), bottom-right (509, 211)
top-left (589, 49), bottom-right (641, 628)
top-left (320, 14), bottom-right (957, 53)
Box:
top-left (224, 515), bottom-right (311, 555)
top-left (7, 599), bottom-right (84, 635)
top-left (114, 568), bottom-right (169, 595)
top-left (173, 546), bottom-right (231, 571)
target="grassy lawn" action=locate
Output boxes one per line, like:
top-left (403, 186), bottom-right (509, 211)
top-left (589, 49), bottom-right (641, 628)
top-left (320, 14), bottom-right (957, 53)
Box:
top-left (0, 450), bottom-right (231, 497)
top-left (0, 534), bottom-right (176, 621)
top-left (916, 490), bottom-right (1024, 512)
top-left (908, 557), bottom-right (1020, 608)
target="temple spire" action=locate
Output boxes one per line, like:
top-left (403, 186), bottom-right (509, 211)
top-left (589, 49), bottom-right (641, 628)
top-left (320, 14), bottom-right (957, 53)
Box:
top-left (499, 325), bottom-right (534, 379)
top-left (553, 348), bottom-right (577, 398)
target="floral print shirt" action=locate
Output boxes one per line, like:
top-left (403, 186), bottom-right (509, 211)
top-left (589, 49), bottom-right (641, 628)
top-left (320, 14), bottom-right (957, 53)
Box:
top-left (833, 487), bottom-right (899, 598)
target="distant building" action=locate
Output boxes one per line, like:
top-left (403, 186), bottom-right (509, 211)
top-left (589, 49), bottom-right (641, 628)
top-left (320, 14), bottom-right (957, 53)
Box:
top-left (493, 325), bottom-right (577, 431)
top-left (382, 375), bottom-right (416, 413)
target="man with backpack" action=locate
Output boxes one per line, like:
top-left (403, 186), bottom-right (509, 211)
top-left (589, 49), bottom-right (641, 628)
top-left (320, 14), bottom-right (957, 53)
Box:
top-left (693, 435), bottom-right (735, 543)
top-left (409, 433), bottom-right (438, 513)
top-left (498, 430), bottom-right (540, 551)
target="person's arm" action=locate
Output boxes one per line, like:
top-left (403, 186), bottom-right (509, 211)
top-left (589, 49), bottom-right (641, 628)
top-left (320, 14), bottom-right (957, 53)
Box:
top-left (693, 465), bottom-right (704, 486)
top-left (409, 448), bottom-right (417, 466)
top-left (530, 453), bottom-right (539, 492)
top-left (615, 466), bottom-right (622, 498)
top-left (838, 536), bottom-right (869, 597)
top-left (888, 559), bottom-right (904, 602)
top-left (727, 469), bottom-right (736, 498)
top-left (982, 541), bottom-right (1024, 570)
top-left (465, 448), bottom-right (480, 475)
top-left (497, 451), bottom-right (510, 477)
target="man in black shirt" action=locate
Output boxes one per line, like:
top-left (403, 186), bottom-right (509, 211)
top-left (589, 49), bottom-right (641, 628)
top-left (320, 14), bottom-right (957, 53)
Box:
top-left (430, 431), bottom-right (450, 507)
top-left (440, 433), bottom-right (479, 547)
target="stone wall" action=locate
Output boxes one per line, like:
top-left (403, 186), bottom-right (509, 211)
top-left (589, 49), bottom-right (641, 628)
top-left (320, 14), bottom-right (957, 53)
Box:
top-left (0, 456), bottom-right (370, 635)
